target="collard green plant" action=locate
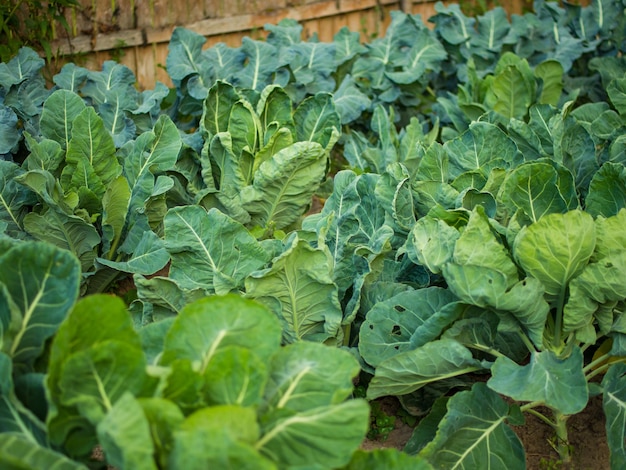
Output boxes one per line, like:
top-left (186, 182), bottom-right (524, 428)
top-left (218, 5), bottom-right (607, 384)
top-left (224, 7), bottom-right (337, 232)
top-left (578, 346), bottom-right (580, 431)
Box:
top-left (43, 294), bottom-right (371, 468)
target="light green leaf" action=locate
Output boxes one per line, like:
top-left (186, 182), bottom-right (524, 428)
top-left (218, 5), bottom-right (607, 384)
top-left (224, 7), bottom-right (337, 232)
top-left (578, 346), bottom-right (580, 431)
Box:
top-left (0, 434), bottom-right (88, 470)
top-left (262, 342), bottom-right (360, 413)
top-left (58, 341), bottom-right (148, 424)
top-left (444, 122), bottom-right (517, 180)
top-left (602, 363), bottom-right (626, 469)
top-left (491, 64), bottom-right (534, 119)
top-left (453, 208), bottom-right (519, 286)
top-left (242, 141), bottom-right (327, 230)
top-left (97, 230), bottom-right (169, 275)
top-left (0, 242), bottom-right (80, 370)
top-left (203, 346), bottom-right (267, 407)
top-left (39, 90), bottom-right (87, 150)
top-left (408, 216), bottom-right (459, 274)
top-left (499, 161), bottom-right (578, 223)
top-left (201, 80), bottom-right (240, 137)
top-left (367, 339), bottom-right (485, 400)
top-left (513, 210), bottom-right (595, 300)
top-left (164, 206), bottom-right (270, 294)
top-left (46, 295), bottom-right (143, 446)
top-left (535, 60), bottom-right (563, 105)
top-left (564, 251), bottom-right (626, 336)
top-left (443, 264), bottom-right (549, 346)
top-left (256, 85), bottom-right (295, 138)
top-left (0, 161), bottom-right (36, 236)
top-left (97, 392), bottom-right (157, 470)
top-left (256, 399), bottom-right (369, 469)
top-left (341, 448), bottom-right (433, 469)
top-left (138, 398), bottom-right (184, 469)
top-left (420, 383), bottom-right (525, 470)
top-left (293, 93), bottom-right (341, 150)
top-left (161, 295), bottom-right (282, 368)
top-left (585, 162), bottom-right (626, 218)
top-left (359, 288), bottom-right (461, 367)
top-left (61, 107), bottom-right (120, 198)
top-left (488, 347), bottom-right (588, 415)
top-left (23, 209), bottom-right (100, 273)
top-left (101, 175), bottom-right (131, 259)
top-left (170, 405), bottom-right (275, 470)
top-left (0, 353), bottom-right (47, 444)
top-left (245, 236), bottom-right (343, 344)
top-left (133, 276), bottom-right (205, 322)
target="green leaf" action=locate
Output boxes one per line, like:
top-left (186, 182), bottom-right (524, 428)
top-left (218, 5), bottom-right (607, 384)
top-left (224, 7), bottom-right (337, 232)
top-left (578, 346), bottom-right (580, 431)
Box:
top-left (0, 161), bottom-right (36, 236)
top-left (97, 230), bottom-right (169, 275)
top-left (490, 63), bottom-right (534, 119)
top-left (164, 206), bottom-right (270, 294)
top-left (235, 38), bottom-right (279, 91)
top-left (333, 75), bottom-right (371, 125)
top-left (23, 209), bottom-right (100, 273)
top-left (262, 342), bottom-right (360, 413)
top-left (602, 363), bottom-right (626, 469)
top-left (513, 210), bottom-right (595, 301)
top-left (420, 383), bottom-right (525, 470)
top-left (0, 434), bottom-right (88, 470)
top-left (0, 353), bottom-right (47, 444)
top-left (161, 295), bottom-right (282, 368)
top-left (498, 161), bottom-right (578, 223)
top-left (203, 346), bottom-right (267, 406)
top-left (293, 93), bottom-right (341, 150)
top-left (535, 60), bottom-right (563, 105)
top-left (341, 448), bottom-right (433, 469)
top-left (57, 340), bottom-right (148, 424)
top-left (367, 339), bottom-right (485, 400)
top-left (47, 295), bottom-right (143, 447)
top-left (241, 141), bottom-right (328, 230)
top-left (138, 398), bottom-right (184, 469)
top-left (488, 347), bottom-right (588, 415)
top-left (97, 392), bottom-right (157, 470)
top-left (61, 107), bottom-right (120, 198)
top-left (585, 162), bottom-right (626, 218)
top-left (170, 405), bottom-right (275, 470)
top-left (202, 80), bottom-right (240, 137)
top-left (256, 399), bottom-right (369, 469)
top-left (0, 242), bottom-right (80, 370)
top-left (101, 175), bottom-right (131, 259)
top-left (39, 90), bottom-right (87, 150)
top-left (245, 236), bottom-right (343, 344)
top-left (359, 288), bottom-right (462, 367)
top-left (444, 122), bottom-right (518, 180)
top-left (408, 216), bottom-right (459, 275)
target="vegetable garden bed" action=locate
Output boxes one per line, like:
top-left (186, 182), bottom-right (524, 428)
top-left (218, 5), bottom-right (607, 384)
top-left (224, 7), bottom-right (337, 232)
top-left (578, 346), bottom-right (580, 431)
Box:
top-left (1, 0), bottom-right (626, 468)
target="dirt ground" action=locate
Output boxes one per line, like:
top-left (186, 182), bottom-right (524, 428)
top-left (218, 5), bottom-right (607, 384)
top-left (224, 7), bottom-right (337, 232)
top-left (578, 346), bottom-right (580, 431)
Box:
top-left (362, 395), bottom-right (610, 469)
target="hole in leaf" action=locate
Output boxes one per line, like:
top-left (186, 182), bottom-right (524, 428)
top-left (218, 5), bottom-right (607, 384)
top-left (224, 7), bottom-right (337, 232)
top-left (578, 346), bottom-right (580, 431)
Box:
top-left (391, 325), bottom-right (401, 335)
top-left (369, 324), bottom-right (374, 330)
top-left (394, 345), bottom-right (400, 350)
top-left (394, 305), bottom-right (406, 313)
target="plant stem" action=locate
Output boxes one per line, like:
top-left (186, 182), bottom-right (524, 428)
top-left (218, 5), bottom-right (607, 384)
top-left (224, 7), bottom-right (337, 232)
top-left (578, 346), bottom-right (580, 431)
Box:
top-left (553, 410), bottom-right (572, 464)
top-left (585, 357), bottom-right (626, 382)
top-left (467, 343), bottom-right (506, 358)
top-left (553, 287), bottom-right (567, 348)
top-left (517, 329), bottom-right (537, 354)
top-left (523, 407), bottom-right (555, 427)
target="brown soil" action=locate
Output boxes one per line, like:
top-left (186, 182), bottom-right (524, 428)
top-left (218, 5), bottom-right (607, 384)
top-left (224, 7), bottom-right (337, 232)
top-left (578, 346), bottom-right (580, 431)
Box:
top-left (362, 395), bottom-right (610, 469)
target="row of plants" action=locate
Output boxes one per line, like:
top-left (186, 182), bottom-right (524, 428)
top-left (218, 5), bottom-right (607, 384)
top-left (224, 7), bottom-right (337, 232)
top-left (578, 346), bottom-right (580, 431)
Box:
top-left (1, 0), bottom-right (626, 468)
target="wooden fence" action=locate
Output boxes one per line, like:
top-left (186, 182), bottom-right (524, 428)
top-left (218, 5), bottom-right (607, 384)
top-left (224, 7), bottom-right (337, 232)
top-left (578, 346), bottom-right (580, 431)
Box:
top-left (47, 0), bottom-right (526, 90)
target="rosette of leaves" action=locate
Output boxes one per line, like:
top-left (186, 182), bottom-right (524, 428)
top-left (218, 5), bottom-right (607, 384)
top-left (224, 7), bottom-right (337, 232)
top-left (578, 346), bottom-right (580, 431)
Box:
top-left (358, 205), bottom-right (626, 467)
top-left (42, 294), bottom-right (371, 469)
top-left (0, 88), bottom-right (180, 293)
